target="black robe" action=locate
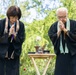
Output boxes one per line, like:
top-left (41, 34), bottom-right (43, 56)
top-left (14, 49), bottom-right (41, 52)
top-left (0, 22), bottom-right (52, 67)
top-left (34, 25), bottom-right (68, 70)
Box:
top-left (0, 18), bottom-right (25, 75)
top-left (48, 19), bottom-right (76, 75)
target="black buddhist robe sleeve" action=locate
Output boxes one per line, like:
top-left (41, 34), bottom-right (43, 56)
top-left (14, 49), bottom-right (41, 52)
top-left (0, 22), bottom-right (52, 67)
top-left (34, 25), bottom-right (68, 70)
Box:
top-left (0, 19), bottom-right (8, 44)
top-left (48, 22), bottom-right (60, 55)
top-left (13, 22), bottom-right (25, 58)
top-left (0, 19), bottom-right (8, 58)
top-left (65, 20), bottom-right (76, 55)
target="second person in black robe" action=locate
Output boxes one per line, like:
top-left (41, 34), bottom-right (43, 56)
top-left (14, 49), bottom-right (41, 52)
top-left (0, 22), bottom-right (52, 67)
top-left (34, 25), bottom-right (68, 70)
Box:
top-left (48, 7), bottom-right (76, 75)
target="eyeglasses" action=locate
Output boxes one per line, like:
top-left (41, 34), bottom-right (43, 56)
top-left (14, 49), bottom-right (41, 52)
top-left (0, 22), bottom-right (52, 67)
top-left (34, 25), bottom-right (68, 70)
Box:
top-left (57, 16), bottom-right (67, 19)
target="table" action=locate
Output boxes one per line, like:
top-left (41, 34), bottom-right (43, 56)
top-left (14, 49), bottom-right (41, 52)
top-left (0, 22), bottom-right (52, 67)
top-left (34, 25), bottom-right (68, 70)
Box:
top-left (28, 53), bottom-right (55, 75)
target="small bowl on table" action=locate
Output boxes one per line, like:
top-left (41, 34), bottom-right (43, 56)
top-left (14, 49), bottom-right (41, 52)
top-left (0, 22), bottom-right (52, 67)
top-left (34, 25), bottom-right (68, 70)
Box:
top-left (43, 50), bottom-right (50, 54)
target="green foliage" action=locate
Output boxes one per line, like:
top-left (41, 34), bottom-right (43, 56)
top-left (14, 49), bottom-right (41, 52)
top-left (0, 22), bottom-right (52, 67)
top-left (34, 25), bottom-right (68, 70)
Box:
top-left (60, 0), bottom-right (76, 20)
top-left (20, 9), bottom-right (56, 75)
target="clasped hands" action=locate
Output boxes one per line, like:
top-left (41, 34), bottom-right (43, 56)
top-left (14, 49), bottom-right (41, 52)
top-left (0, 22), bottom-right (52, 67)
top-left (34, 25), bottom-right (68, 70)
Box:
top-left (59, 21), bottom-right (67, 32)
top-left (57, 21), bottom-right (68, 37)
top-left (9, 25), bottom-right (16, 38)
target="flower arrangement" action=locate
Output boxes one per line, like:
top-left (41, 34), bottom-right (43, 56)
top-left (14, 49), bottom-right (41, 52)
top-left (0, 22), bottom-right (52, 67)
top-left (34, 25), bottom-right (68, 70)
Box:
top-left (35, 36), bottom-right (47, 53)
top-left (34, 36), bottom-right (41, 52)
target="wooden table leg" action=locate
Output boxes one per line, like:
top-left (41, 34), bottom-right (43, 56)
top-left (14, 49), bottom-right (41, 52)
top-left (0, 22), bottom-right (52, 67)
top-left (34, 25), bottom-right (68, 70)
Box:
top-left (42, 57), bottom-right (52, 75)
top-left (31, 57), bottom-right (40, 75)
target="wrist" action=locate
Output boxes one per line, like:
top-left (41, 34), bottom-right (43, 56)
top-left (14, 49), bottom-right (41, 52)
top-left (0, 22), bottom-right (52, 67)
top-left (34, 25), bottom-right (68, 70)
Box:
top-left (64, 28), bottom-right (68, 34)
top-left (13, 32), bottom-right (17, 39)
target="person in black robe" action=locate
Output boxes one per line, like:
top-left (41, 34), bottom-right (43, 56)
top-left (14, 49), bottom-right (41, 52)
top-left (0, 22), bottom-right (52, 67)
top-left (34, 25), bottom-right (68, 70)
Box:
top-left (48, 7), bottom-right (76, 75)
top-left (0, 6), bottom-right (25, 75)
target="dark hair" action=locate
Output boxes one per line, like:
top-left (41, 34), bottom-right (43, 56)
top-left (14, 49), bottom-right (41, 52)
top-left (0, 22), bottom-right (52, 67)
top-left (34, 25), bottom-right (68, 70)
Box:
top-left (6, 6), bottom-right (22, 20)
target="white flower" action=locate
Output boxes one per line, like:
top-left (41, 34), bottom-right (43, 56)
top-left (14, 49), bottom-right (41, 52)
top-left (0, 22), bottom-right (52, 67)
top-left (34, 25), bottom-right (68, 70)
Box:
top-left (35, 36), bottom-right (41, 46)
top-left (36, 36), bottom-right (41, 41)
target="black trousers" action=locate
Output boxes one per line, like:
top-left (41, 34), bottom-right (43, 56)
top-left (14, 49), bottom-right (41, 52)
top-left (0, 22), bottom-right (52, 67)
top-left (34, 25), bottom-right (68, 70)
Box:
top-left (54, 53), bottom-right (72, 75)
top-left (71, 54), bottom-right (76, 75)
top-left (0, 58), bottom-right (19, 75)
